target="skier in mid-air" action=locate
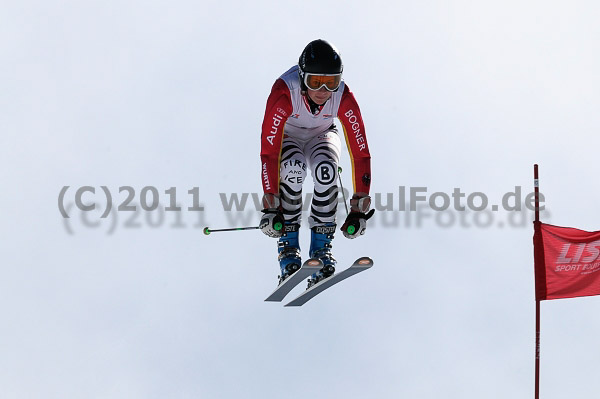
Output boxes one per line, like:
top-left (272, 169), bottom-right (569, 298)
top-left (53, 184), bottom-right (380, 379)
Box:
top-left (259, 39), bottom-right (373, 288)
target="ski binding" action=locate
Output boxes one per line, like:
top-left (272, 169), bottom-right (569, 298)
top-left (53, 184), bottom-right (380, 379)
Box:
top-left (265, 258), bottom-right (323, 302)
top-left (284, 257), bottom-right (373, 307)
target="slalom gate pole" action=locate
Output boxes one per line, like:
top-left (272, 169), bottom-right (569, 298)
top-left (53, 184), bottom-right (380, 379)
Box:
top-left (534, 164), bottom-right (541, 399)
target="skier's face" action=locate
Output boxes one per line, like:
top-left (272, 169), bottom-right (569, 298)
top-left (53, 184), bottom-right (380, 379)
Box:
top-left (306, 87), bottom-right (332, 105)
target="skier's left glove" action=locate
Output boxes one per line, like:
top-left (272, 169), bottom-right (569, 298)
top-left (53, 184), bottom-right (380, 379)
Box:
top-left (259, 193), bottom-right (284, 238)
top-left (341, 194), bottom-right (375, 239)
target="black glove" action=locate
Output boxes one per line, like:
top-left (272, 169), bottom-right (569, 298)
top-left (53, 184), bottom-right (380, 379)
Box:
top-left (260, 209), bottom-right (284, 238)
top-left (341, 209), bottom-right (375, 238)
top-left (340, 194), bottom-right (374, 239)
top-left (259, 193), bottom-right (284, 238)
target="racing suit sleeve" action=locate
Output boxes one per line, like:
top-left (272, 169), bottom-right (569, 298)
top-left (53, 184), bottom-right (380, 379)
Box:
top-left (337, 84), bottom-right (371, 196)
top-left (260, 79), bottom-right (292, 195)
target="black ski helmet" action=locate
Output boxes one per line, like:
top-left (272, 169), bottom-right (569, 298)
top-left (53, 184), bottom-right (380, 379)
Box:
top-left (298, 39), bottom-right (343, 91)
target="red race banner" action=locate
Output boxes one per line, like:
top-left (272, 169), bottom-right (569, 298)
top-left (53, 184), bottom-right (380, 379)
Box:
top-left (534, 222), bottom-right (600, 300)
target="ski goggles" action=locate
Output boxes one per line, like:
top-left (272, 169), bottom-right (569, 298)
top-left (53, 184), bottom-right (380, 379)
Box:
top-left (303, 73), bottom-right (342, 91)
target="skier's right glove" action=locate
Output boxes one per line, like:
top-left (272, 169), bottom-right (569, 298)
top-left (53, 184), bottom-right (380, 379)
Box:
top-left (341, 194), bottom-right (375, 239)
top-left (259, 193), bottom-right (284, 238)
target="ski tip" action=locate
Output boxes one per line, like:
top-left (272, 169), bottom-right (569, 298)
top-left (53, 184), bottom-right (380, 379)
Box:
top-left (356, 257), bottom-right (373, 266)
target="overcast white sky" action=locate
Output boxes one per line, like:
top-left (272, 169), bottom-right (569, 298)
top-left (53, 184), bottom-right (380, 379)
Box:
top-left (2, 1), bottom-right (600, 398)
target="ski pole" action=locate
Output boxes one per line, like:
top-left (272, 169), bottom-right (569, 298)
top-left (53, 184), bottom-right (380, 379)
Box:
top-left (203, 223), bottom-right (283, 235)
top-left (338, 166), bottom-right (360, 235)
top-left (337, 167), bottom-right (359, 236)
top-left (203, 226), bottom-right (258, 235)
top-left (338, 166), bottom-right (349, 216)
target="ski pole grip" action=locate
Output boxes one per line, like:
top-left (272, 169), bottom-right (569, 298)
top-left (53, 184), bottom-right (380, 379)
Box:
top-left (346, 222), bottom-right (359, 235)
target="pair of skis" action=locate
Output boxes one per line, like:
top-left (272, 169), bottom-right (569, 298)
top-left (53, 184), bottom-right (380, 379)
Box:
top-left (265, 257), bottom-right (374, 306)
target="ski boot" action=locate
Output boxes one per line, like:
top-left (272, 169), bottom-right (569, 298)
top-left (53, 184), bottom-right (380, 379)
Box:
top-left (277, 223), bottom-right (301, 284)
top-left (307, 223), bottom-right (337, 288)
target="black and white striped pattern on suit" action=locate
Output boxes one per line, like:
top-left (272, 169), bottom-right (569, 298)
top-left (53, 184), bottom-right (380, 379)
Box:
top-left (279, 127), bottom-right (341, 228)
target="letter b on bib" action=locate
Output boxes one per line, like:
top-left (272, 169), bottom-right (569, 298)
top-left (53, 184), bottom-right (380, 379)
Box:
top-left (315, 161), bottom-right (336, 186)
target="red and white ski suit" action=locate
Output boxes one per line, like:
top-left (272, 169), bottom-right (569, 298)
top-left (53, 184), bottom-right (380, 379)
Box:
top-left (260, 65), bottom-right (371, 228)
